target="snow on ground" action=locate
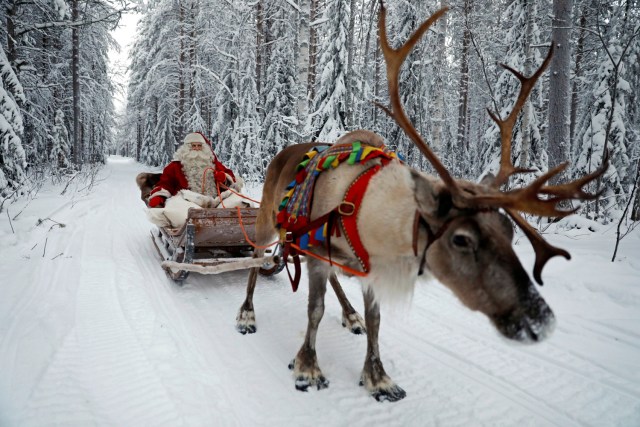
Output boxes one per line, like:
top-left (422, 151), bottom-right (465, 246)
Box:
top-left (1, 156), bottom-right (639, 426)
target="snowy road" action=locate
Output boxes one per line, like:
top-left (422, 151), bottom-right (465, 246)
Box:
top-left (1, 157), bottom-right (639, 426)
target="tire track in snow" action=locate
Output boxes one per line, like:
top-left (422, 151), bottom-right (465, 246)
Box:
top-left (0, 194), bottom-right (90, 422)
top-left (18, 162), bottom-right (184, 426)
top-left (107, 172), bottom-right (249, 424)
top-left (413, 285), bottom-right (640, 399)
top-left (387, 283), bottom-right (640, 426)
top-left (20, 255), bottom-right (182, 426)
top-left (178, 270), bottom-right (395, 425)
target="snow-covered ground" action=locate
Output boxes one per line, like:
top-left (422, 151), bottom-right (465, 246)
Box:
top-left (1, 156), bottom-right (639, 426)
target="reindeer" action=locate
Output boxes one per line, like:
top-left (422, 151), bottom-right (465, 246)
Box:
top-left (236, 4), bottom-right (607, 402)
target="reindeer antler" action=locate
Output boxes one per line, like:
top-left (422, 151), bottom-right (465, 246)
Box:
top-left (377, 3), bottom-right (608, 285)
top-left (377, 4), bottom-right (455, 190)
top-left (488, 48), bottom-right (554, 187)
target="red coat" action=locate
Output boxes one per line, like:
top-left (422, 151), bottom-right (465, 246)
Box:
top-left (150, 158), bottom-right (236, 199)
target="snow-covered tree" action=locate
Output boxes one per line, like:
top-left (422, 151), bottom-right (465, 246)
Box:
top-left (261, 2), bottom-right (298, 158)
top-left (572, 1), bottom-right (636, 220)
top-left (50, 109), bottom-right (71, 171)
top-left (479, 0), bottom-right (548, 186)
top-left (0, 46), bottom-right (27, 196)
top-left (382, 1), bottom-right (428, 169)
top-left (574, 42), bottom-right (631, 218)
top-left (307, 0), bottom-right (351, 141)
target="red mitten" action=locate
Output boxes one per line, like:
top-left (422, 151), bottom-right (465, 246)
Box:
top-left (149, 196), bottom-right (165, 208)
top-left (214, 170), bottom-right (227, 184)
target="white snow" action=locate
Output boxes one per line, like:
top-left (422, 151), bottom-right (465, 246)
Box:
top-left (1, 156), bottom-right (639, 426)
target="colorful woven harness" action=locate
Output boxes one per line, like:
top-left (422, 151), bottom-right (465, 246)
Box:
top-left (276, 141), bottom-right (398, 291)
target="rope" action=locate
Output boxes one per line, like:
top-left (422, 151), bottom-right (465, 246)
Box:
top-left (236, 207), bottom-right (280, 250)
top-left (290, 243), bottom-right (368, 277)
top-left (201, 167), bottom-right (262, 206)
top-left (218, 183), bottom-right (262, 205)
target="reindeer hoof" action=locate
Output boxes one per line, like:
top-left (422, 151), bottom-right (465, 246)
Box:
top-left (295, 375), bottom-right (329, 392)
top-left (236, 324), bottom-right (256, 335)
top-left (360, 372), bottom-right (406, 402)
top-left (371, 385), bottom-right (406, 402)
top-left (342, 312), bottom-right (366, 335)
top-left (291, 358), bottom-right (329, 391)
top-left (236, 309), bottom-right (256, 335)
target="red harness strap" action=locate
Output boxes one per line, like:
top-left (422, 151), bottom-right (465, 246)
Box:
top-left (338, 164), bottom-right (381, 273)
top-left (283, 164), bottom-right (382, 291)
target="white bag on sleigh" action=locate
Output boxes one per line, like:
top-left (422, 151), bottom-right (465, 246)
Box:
top-left (146, 178), bottom-right (253, 229)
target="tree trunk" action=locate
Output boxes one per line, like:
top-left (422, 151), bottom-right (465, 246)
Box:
top-left (177, 1), bottom-right (186, 142)
top-left (189, 0), bottom-right (197, 103)
top-left (519, 0), bottom-right (535, 170)
top-left (345, 0), bottom-right (356, 128)
top-left (570, 9), bottom-right (587, 146)
top-left (307, 0), bottom-right (319, 107)
top-left (363, 0), bottom-right (379, 127)
top-left (5, 1), bottom-right (17, 66)
top-left (456, 0), bottom-right (471, 155)
top-left (632, 159), bottom-right (640, 221)
top-left (373, 0), bottom-right (381, 127)
top-left (547, 0), bottom-right (573, 185)
top-left (136, 118), bottom-right (142, 160)
top-left (72, 0), bottom-right (81, 165)
top-left (256, 0), bottom-right (264, 101)
top-left (432, 0), bottom-right (448, 153)
top-left (297, 0), bottom-right (310, 129)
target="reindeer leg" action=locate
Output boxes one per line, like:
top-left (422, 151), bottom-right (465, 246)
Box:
top-left (236, 260), bottom-right (261, 334)
top-left (328, 272), bottom-right (366, 335)
top-left (360, 287), bottom-right (406, 402)
top-left (237, 205), bottom-right (275, 335)
top-left (288, 259), bottom-right (330, 391)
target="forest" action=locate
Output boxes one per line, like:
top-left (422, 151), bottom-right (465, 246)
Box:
top-left (1, 0), bottom-right (639, 225)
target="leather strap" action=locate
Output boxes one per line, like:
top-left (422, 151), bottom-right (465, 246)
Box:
top-left (339, 165), bottom-right (381, 273)
top-left (282, 165), bottom-right (382, 291)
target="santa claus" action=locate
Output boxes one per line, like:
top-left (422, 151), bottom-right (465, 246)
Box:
top-left (148, 132), bottom-right (236, 208)
top-left (145, 132), bottom-right (247, 228)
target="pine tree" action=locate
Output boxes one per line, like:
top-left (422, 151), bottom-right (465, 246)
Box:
top-left (383, 1), bottom-right (425, 169)
top-left (479, 0), bottom-right (547, 186)
top-left (261, 2), bottom-right (298, 159)
top-left (307, 0), bottom-right (351, 141)
top-left (574, 42), bottom-right (631, 219)
top-left (573, 2), bottom-right (635, 220)
top-left (50, 109), bottom-right (71, 172)
top-left (0, 46), bottom-right (28, 196)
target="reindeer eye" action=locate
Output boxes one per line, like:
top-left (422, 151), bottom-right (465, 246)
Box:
top-left (452, 234), bottom-right (472, 249)
top-left (452, 234), bottom-right (469, 247)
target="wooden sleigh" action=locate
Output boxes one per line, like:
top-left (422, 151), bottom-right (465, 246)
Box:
top-left (137, 171), bottom-right (284, 283)
top-left (150, 206), bottom-right (284, 283)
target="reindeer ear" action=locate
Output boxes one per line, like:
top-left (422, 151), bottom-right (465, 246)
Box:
top-left (411, 170), bottom-right (453, 219)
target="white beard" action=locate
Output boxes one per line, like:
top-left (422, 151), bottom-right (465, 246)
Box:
top-left (174, 144), bottom-right (218, 196)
